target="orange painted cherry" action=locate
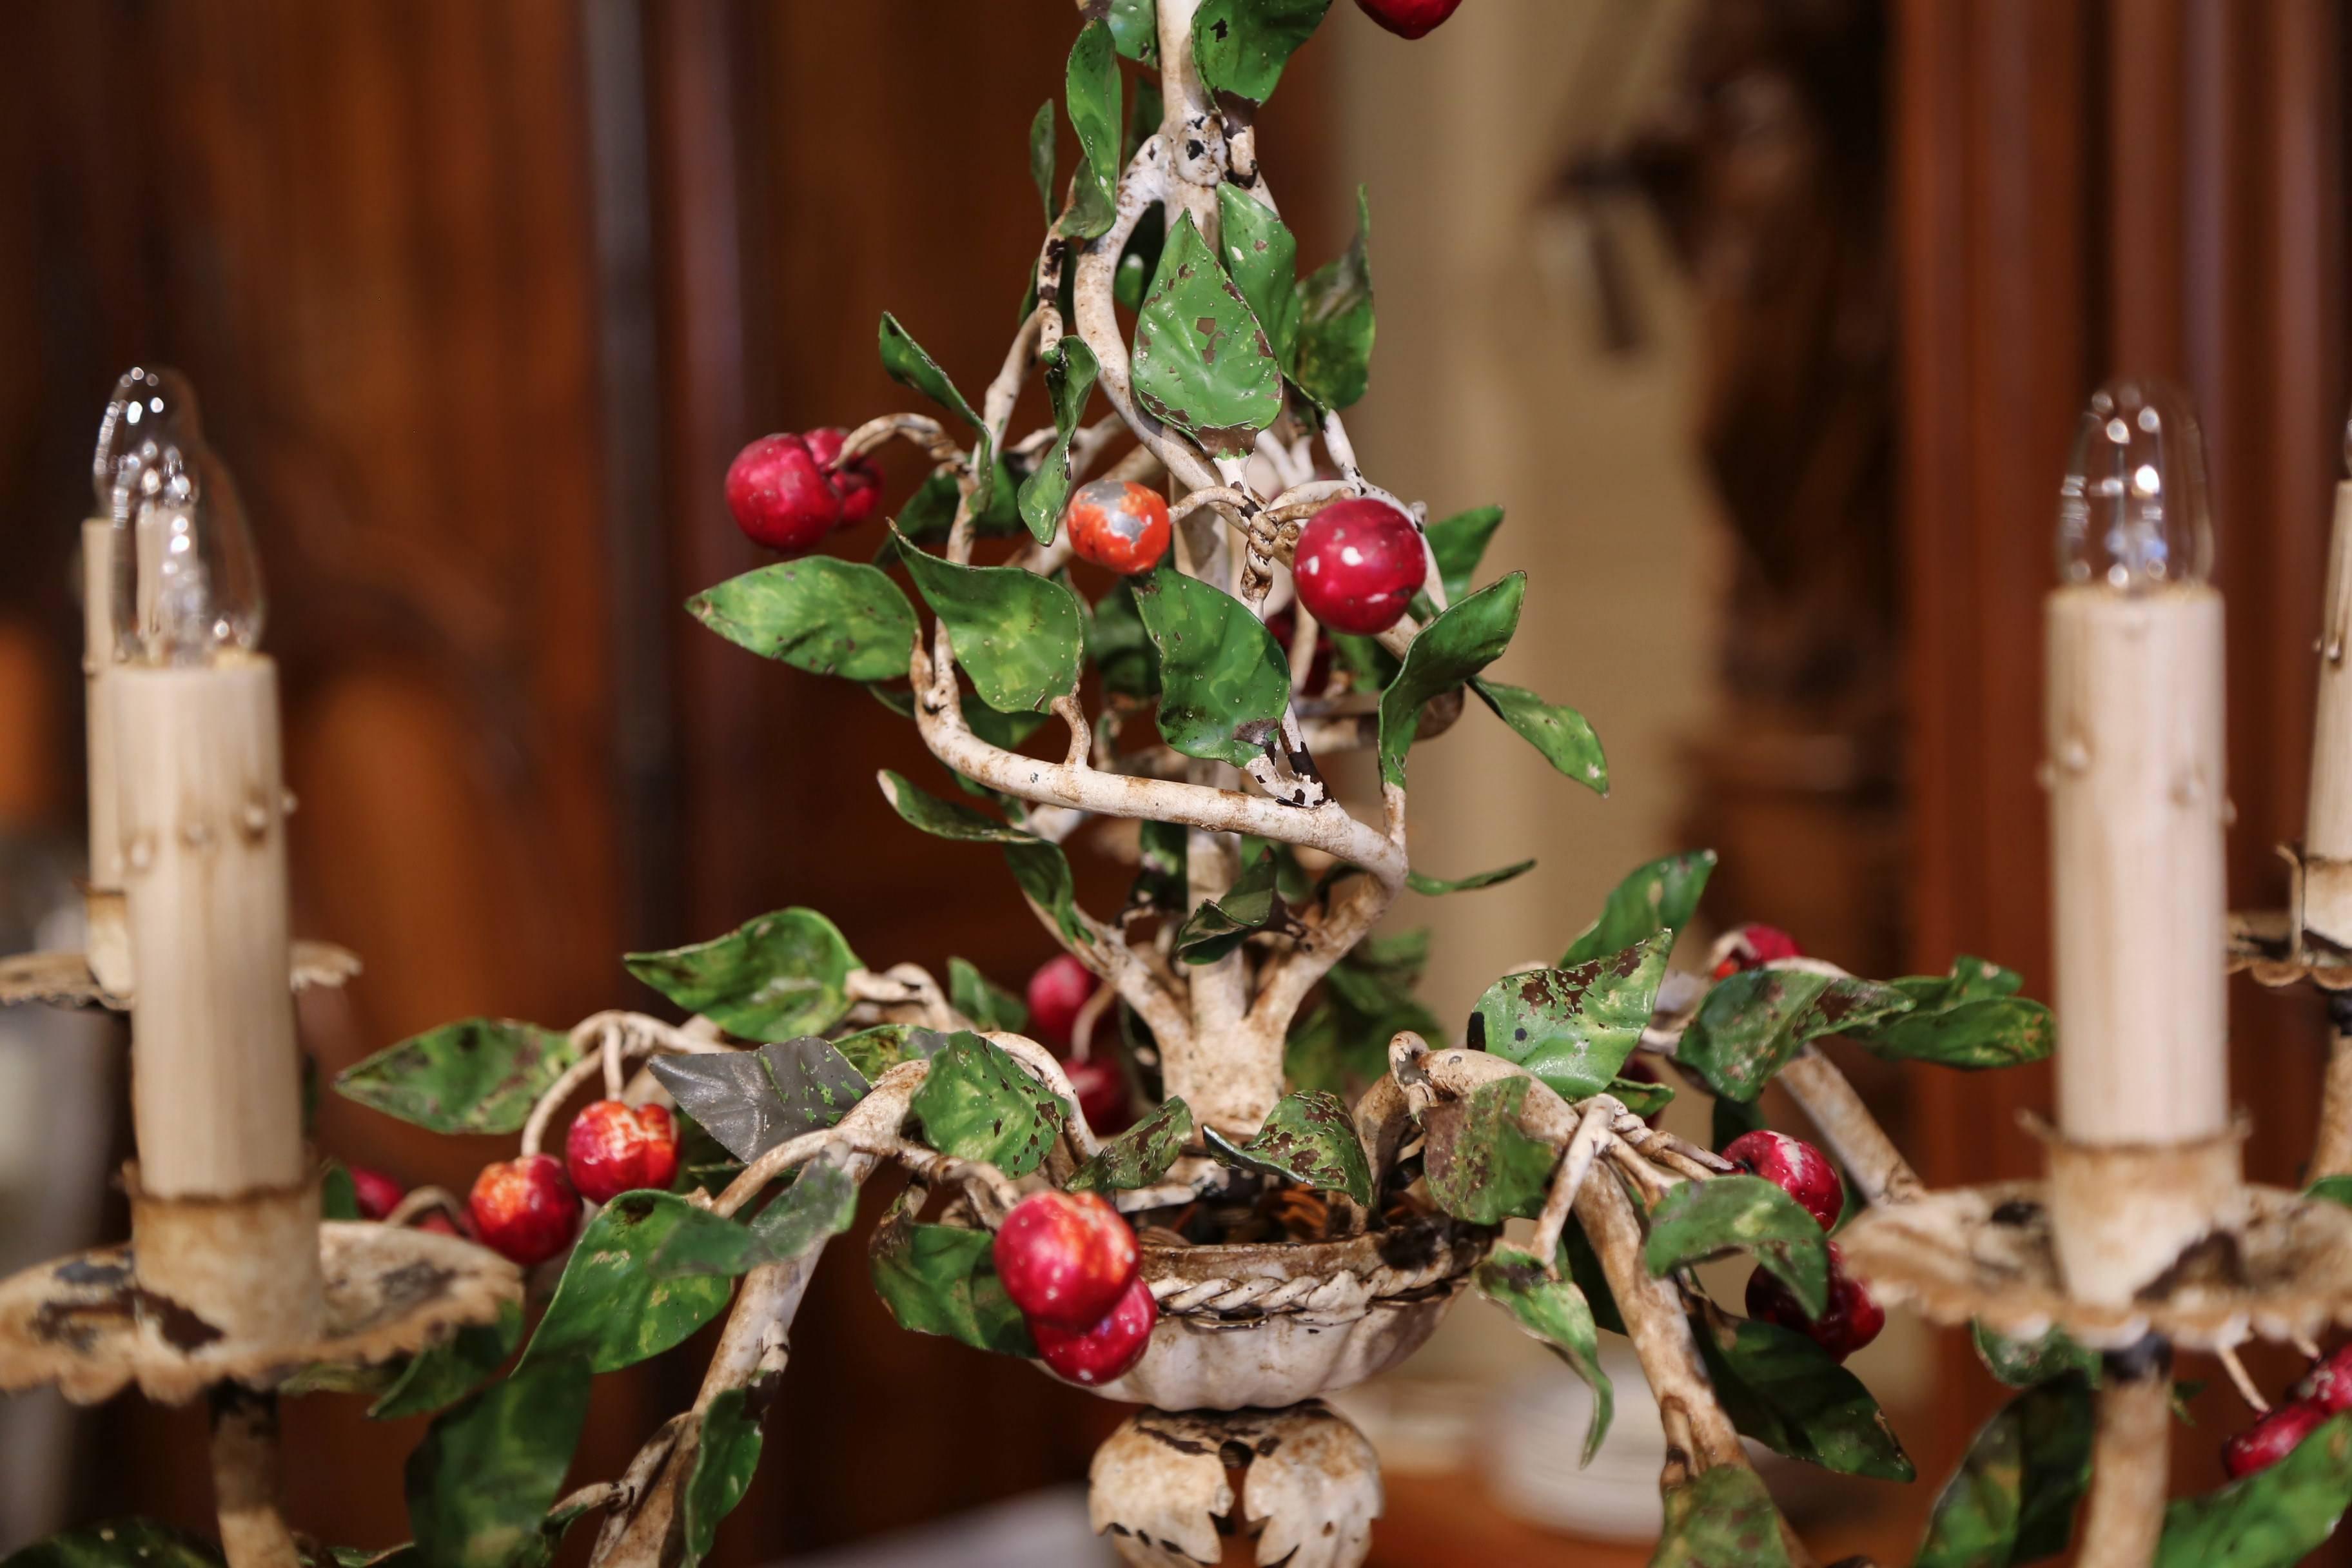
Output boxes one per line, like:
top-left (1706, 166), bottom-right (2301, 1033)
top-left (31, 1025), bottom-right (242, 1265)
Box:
top-left (1293, 498), bottom-right (1424, 635)
top-left (469, 1154), bottom-right (580, 1267)
top-left (1064, 479), bottom-right (1171, 575)
top-left (1712, 923), bottom-right (1803, 979)
top-left (347, 1165), bottom-right (405, 1222)
top-left (1026, 954), bottom-right (1099, 1052)
top-left (2224, 1398), bottom-right (2330, 1478)
top-left (1744, 1245), bottom-right (1883, 1362)
top-left (565, 1101), bottom-right (681, 1204)
top-left (726, 433), bottom-right (845, 554)
top-left (801, 426), bottom-right (884, 527)
top-left (1064, 1056), bottom-right (1135, 1137)
top-left (1033, 1273), bottom-right (1158, 1386)
top-left (994, 1190), bottom-right (1139, 1330)
top-left (1353, 0), bottom-right (1464, 39)
top-left (1721, 1129), bottom-right (1844, 1233)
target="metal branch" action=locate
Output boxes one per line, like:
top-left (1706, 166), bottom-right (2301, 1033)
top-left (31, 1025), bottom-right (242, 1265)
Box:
top-left (209, 1388), bottom-right (297, 1568)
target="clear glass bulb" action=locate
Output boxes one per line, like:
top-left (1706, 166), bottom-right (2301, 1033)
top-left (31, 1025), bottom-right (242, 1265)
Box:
top-left (2055, 377), bottom-right (2214, 592)
top-left (93, 367), bottom-right (266, 664)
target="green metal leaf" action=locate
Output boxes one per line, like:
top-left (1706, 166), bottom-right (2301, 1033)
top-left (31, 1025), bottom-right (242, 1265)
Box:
top-left (1289, 186), bottom-right (1374, 410)
top-left (1422, 1077), bottom-right (1559, 1226)
top-left (405, 1355), bottom-right (592, 1568)
top-left (1651, 1466), bottom-right (1795, 1568)
top-left (1028, 100), bottom-right (1057, 226)
top-left (894, 527), bottom-right (1086, 714)
top-left (687, 558), bottom-right (917, 684)
top-left (1406, 858), bottom-right (1535, 897)
top-left (1471, 931), bottom-right (1671, 1103)
top-left (1191, 0), bottom-right (1331, 104)
top-left (649, 1037), bottom-right (870, 1164)
top-left (1131, 565), bottom-right (1293, 768)
top-left (624, 908), bottom-right (861, 1044)
top-left (877, 312), bottom-right (981, 430)
top-left (1132, 212), bottom-right (1284, 458)
top-left (1475, 1246), bottom-right (1614, 1464)
top-left (681, 1388), bottom-right (763, 1568)
top-left (1106, 0), bottom-right (1159, 63)
top-left (1086, 580), bottom-right (1161, 698)
top-left (1202, 1089), bottom-right (1373, 1205)
top-left (947, 957), bottom-right (1028, 1034)
top-left (1697, 1314), bottom-right (1915, 1480)
top-left (1131, 817), bottom-right (1190, 913)
top-left (1016, 338), bottom-right (1101, 545)
top-left (647, 1145), bottom-right (862, 1278)
top-left (909, 1031), bottom-right (1066, 1178)
top-left (1712, 1090), bottom-right (1769, 1153)
top-left (1426, 505), bottom-right (1504, 603)
top-left (1377, 574), bottom-right (1525, 789)
top-left (5, 1522), bottom-right (223, 1568)
top-left (1286, 931), bottom-right (1440, 1096)
top-left (1849, 957), bottom-right (2052, 1070)
top-left (1006, 838), bottom-right (1090, 948)
top-left (2311, 1174), bottom-right (2352, 1210)
top-left (1607, 1073), bottom-right (1675, 1119)
top-left (1068, 1097), bottom-right (1194, 1193)
top-left (520, 1192), bottom-right (737, 1374)
top-left (1643, 1174), bottom-right (1830, 1319)
top-left (370, 1300), bottom-right (524, 1421)
top-left (1973, 1320), bottom-right (2102, 1389)
top-left (870, 1218), bottom-right (1036, 1356)
top-left (1114, 205), bottom-right (1167, 315)
top-left (2156, 1411), bottom-right (2352, 1568)
top-left (877, 770), bottom-right (1035, 843)
top-left (1678, 968), bottom-right (1915, 1103)
top-left (1171, 837), bottom-right (1284, 963)
top-left (1063, 21), bottom-right (1121, 240)
top-left (1472, 678), bottom-right (1607, 795)
top-left (1215, 183), bottom-right (1299, 363)
top-left (337, 1019), bottom-right (579, 1137)
top-left (1559, 850), bottom-right (1718, 967)
top-left (1915, 1375), bottom-right (2095, 1568)
top-left (321, 1161), bottom-right (360, 1221)
top-left (832, 1024), bottom-right (933, 1081)
top-left (898, 467), bottom-right (1026, 543)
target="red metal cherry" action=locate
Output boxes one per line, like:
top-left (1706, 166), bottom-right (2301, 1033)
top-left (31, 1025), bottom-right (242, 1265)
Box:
top-left (1064, 478), bottom-right (1171, 575)
top-left (726, 433), bottom-right (843, 554)
top-left (1032, 1273), bottom-right (1159, 1386)
top-left (1026, 954), bottom-right (1099, 1052)
top-left (1293, 498), bottom-right (1424, 636)
top-left (2224, 1399), bottom-right (2330, 1478)
top-left (346, 1164), bottom-right (404, 1222)
top-left (2296, 1343), bottom-right (2352, 1414)
top-left (801, 426), bottom-right (884, 527)
top-left (564, 1100), bottom-right (681, 1205)
top-left (994, 1190), bottom-right (1139, 1331)
top-left (468, 1153), bottom-right (580, 1267)
top-left (1353, 0), bottom-right (1465, 39)
top-left (1712, 923), bottom-right (1804, 979)
top-left (1064, 1056), bottom-right (1135, 1137)
top-left (1743, 1244), bottom-right (1884, 1363)
top-left (1721, 1129), bottom-right (1845, 1233)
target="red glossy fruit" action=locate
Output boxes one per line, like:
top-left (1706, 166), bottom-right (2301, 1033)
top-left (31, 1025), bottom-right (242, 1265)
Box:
top-left (994, 1190), bottom-right (1139, 1330)
top-left (726, 433), bottom-right (842, 554)
top-left (1712, 923), bottom-right (1804, 979)
top-left (2224, 1399), bottom-right (2330, 1478)
top-left (347, 1165), bottom-right (404, 1222)
top-left (417, 1211), bottom-right (465, 1238)
top-left (1027, 954), bottom-right (1099, 1051)
top-left (565, 1100), bottom-right (681, 1204)
top-left (1721, 1129), bottom-right (1845, 1233)
top-left (469, 1154), bottom-right (580, 1267)
top-left (1033, 1273), bottom-right (1159, 1386)
top-left (1293, 498), bottom-right (1424, 635)
top-left (1065, 1056), bottom-right (1135, 1136)
top-left (1744, 1246), bottom-right (1884, 1362)
top-left (2297, 1344), bottom-right (2352, 1413)
top-left (801, 426), bottom-right (884, 527)
top-left (1064, 478), bottom-right (1171, 575)
top-left (1353, 0), bottom-right (1465, 39)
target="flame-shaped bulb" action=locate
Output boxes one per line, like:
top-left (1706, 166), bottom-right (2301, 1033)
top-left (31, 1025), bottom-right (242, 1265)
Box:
top-left (2055, 377), bottom-right (2214, 593)
top-left (93, 367), bottom-right (265, 665)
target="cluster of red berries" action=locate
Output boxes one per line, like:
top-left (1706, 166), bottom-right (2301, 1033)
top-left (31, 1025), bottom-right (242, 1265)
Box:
top-left (725, 429), bottom-right (885, 556)
top-left (1724, 1129), bottom-right (1886, 1363)
top-left (2223, 1345), bottom-right (2352, 1477)
top-left (466, 1101), bottom-right (681, 1268)
top-left (1027, 953), bottom-right (1134, 1135)
top-left (994, 1190), bottom-right (1157, 1386)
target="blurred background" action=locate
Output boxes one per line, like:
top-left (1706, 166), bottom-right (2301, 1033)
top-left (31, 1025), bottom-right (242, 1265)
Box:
top-left (0, 0), bottom-right (2348, 1562)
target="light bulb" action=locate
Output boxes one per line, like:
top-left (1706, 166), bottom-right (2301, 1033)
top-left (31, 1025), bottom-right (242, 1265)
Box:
top-left (2055, 377), bottom-right (2213, 593)
top-left (93, 368), bottom-right (265, 664)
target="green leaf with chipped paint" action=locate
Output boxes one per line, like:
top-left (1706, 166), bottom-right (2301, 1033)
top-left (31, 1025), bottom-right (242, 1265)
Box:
top-left (1171, 837), bottom-right (1285, 964)
top-left (1974, 1319), bottom-right (2102, 1389)
top-left (870, 1219), bottom-right (1035, 1357)
top-left (1191, 0), bottom-right (1331, 104)
top-left (337, 1019), bottom-right (580, 1137)
top-left (687, 558), bottom-right (917, 683)
top-left (1643, 1174), bottom-right (1830, 1319)
top-left (405, 1355), bottom-right (592, 1568)
top-left (877, 312), bottom-right (981, 429)
top-left (1422, 1077), bottom-right (1559, 1226)
top-left (624, 908), bottom-right (860, 1044)
top-left (877, 770), bottom-right (1034, 844)
top-left (832, 1024), bottom-right (928, 1081)
top-left (1131, 817), bottom-right (1189, 913)
top-left (1202, 1090), bottom-right (1372, 1205)
top-left (520, 1192), bottom-right (737, 1374)
top-left (651, 1038), bottom-right (869, 1165)
top-left (1848, 956), bottom-right (2053, 1070)
top-left (1558, 850), bottom-right (1718, 968)
top-left (2155, 1411), bottom-right (2352, 1568)
top-left (1087, 581), bottom-right (1160, 698)
top-left (1475, 1246), bottom-right (1614, 1464)
top-left (1651, 1466), bottom-right (1795, 1568)
top-left (909, 1031), bottom-right (1065, 1178)
top-left (1131, 564), bottom-right (1293, 769)
top-left (1107, 0), bottom-right (1159, 63)
top-left (369, 1300), bottom-right (524, 1421)
top-left (893, 526), bottom-right (1086, 713)
top-left (1062, 20), bottom-right (1121, 240)
top-left (1028, 100), bottom-right (1056, 226)
top-left (1216, 183), bottom-right (1299, 362)
top-left (1289, 186), bottom-right (1373, 409)
top-left (649, 1151), bottom-right (863, 1279)
top-left (1406, 858), bottom-right (1535, 897)
top-left (1068, 1097), bottom-right (1194, 1194)
top-left (1607, 1073), bottom-right (1674, 1119)
top-left (1698, 1314), bottom-right (1915, 1480)
top-left (1016, 337), bottom-right (1101, 545)
top-left (1131, 212), bottom-right (1284, 458)
top-left (1471, 931), bottom-right (1672, 1103)
top-left (1378, 574), bottom-right (1525, 789)
top-left (947, 956), bottom-right (1028, 1034)
top-left (1473, 678), bottom-right (1607, 795)
top-left (1678, 967), bottom-right (1915, 1103)
top-left (680, 1387), bottom-right (762, 1568)
top-left (1006, 837), bottom-right (1090, 948)
top-left (1426, 505), bottom-right (1504, 603)
top-left (1916, 1375), bottom-right (2095, 1568)
top-left (6, 1521), bottom-right (225, 1568)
